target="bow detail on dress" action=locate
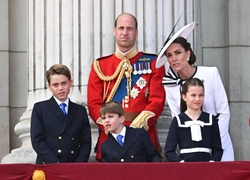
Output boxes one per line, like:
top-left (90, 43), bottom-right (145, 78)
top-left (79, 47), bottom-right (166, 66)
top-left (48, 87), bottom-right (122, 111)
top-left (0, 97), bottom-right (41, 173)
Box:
top-left (176, 114), bottom-right (213, 142)
top-left (162, 67), bottom-right (183, 86)
top-left (185, 120), bottom-right (204, 142)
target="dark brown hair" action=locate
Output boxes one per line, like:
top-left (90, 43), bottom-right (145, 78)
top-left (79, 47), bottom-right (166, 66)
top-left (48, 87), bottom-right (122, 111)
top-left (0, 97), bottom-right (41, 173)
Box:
top-left (180, 78), bottom-right (204, 112)
top-left (100, 101), bottom-right (124, 117)
top-left (46, 64), bottom-right (71, 84)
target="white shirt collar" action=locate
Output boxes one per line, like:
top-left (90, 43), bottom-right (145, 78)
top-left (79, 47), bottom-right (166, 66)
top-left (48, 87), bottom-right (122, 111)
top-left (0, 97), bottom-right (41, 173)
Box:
top-left (53, 96), bottom-right (69, 106)
top-left (112, 126), bottom-right (126, 142)
top-left (53, 96), bottom-right (69, 114)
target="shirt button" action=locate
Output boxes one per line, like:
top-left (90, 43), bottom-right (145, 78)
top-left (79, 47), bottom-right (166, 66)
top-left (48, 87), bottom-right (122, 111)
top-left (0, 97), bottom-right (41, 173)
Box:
top-left (58, 149), bottom-right (62, 153)
top-left (58, 136), bottom-right (62, 140)
top-left (72, 137), bottom-right (74, 140)
top-left (71, 151), bottom-right (74, 154)
top-left (121, 159), bottom-right (124, 162)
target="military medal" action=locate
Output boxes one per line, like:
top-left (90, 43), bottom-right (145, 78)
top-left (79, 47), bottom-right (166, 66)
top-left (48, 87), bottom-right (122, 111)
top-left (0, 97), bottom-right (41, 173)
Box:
top-left (133, 64), bottom-right (138, 75)
top-left (130, 88), bottom-right (139, 99)
top-left (136, 77), bottom-right (147, 89)
top-left (142, 63), bottom-right (147, 74)
top-left (138, 63), bottom-right (142, 75)
top-left (147, 62), bottom-right (152, 74)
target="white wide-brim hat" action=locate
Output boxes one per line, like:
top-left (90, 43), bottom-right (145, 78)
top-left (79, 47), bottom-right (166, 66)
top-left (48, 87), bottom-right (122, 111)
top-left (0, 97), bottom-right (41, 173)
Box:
top-left (155, 21), bottom-right (197, 69)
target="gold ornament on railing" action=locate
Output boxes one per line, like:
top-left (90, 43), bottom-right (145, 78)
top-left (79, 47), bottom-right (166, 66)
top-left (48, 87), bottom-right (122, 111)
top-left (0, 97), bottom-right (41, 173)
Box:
top-left (32, 170), bottom-right (46, 180)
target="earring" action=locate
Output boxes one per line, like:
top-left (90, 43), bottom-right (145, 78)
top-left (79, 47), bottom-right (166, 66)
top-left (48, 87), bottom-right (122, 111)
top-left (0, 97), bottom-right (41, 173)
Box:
top-left (187, 58), bottom-right (190, 61)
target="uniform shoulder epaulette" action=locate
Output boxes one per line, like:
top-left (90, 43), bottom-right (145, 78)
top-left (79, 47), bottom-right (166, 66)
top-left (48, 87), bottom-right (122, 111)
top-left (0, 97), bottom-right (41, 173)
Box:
top-left (96, 54), bottom-right (113, 61)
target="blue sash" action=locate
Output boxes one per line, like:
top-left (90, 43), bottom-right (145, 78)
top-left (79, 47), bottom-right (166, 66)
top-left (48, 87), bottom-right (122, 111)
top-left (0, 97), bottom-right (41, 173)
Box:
top-left (112, 54), bottom-right (156, 103)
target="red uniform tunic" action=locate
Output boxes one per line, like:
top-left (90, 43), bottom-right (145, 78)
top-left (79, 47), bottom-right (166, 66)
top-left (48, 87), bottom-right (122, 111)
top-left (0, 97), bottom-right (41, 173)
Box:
top-left (87, 48), bottom-right (165, 161)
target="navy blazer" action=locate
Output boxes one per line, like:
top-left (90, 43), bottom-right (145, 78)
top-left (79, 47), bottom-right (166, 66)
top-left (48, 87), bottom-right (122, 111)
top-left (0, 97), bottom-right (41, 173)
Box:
top-left (31, 97), bottom-right (91, 164)
top-left (101, 127), bottom-right (162, 162)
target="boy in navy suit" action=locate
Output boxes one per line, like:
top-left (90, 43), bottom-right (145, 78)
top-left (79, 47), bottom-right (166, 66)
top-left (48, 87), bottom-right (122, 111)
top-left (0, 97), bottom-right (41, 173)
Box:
top-left (100, 101), bottom-right (162, 162)
top-left (31, 64), bottom-right (91, 164)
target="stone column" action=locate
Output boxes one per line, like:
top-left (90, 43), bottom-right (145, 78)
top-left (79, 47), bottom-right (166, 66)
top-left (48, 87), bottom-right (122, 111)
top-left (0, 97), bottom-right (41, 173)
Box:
top-left (2, 0), bottom-right (95, 164)
top-left (0, 0), bottom-right (10, 161)
top-left (228, 0), bottom-right (250, 160)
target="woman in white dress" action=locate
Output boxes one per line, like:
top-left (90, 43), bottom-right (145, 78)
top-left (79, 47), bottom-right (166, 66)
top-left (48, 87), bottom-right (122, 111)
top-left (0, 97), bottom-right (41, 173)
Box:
top-left (156, 28), bottom-right (234, 161)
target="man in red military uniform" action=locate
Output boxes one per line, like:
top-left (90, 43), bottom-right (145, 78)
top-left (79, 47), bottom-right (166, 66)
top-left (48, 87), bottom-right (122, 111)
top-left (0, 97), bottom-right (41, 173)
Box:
top-left (87, 12), bottom-right (165, 161)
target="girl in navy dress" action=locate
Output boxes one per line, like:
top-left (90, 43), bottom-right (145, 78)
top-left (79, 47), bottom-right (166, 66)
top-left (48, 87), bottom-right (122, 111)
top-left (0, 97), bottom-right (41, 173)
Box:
top-left (165, 78), bottom-right (223, 162)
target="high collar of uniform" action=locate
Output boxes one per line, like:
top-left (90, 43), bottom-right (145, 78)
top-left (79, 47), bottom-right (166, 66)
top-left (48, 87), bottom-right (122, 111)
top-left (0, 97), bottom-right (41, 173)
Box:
top-left (115, 46), bottom-right (139, 60)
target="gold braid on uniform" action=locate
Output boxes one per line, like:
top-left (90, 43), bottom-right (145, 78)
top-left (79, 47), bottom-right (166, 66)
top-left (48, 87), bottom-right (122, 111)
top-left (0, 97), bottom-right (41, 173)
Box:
top-left (130, 111), bottom-right (155, 131)
top-left (93, 60), bottom-right (123, 101)
top-left (93, 60), bottom-right (124, 81)
top-left (106, 65), bottom-right (126, 103)
top-left (105, 57), bottom-right (133, 103)
top-left (93, 47), bottom-right (138, 103)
